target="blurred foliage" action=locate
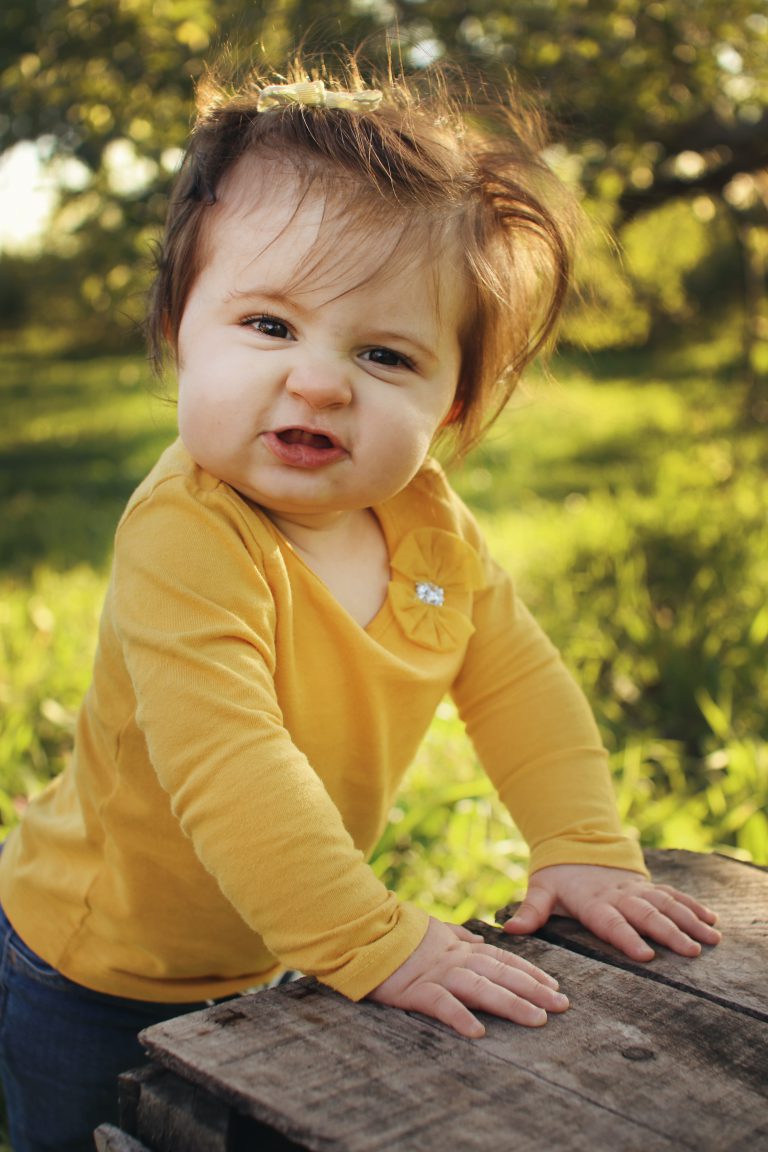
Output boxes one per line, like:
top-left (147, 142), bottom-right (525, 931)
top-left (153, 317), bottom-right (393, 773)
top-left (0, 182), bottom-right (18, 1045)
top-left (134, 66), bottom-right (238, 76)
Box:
top-left (369, 335), bottom-right (768, 910)
top-left (1, 332), bottom-right (766, 924)
top-left (1, 9), bottom-right (766, 1140)
top-left (1, 0), bottom-right (767, 376)
top-left (4, 0), bottom-right (766, 200)
top-left (0, 341), bottom-right (176, 571)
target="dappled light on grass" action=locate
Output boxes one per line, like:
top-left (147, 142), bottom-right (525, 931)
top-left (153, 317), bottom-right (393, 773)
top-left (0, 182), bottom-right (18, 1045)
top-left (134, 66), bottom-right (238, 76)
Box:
top-left (1, 339), bottom-right (766, 888)
top-left (448, 362), bottom-right (768, 877)
top-left (370, 701), bottom-right (530, 923)
top-left (0, 567), bottom-right (106, 812)
top-left (0, 348), bottom-right (177, 575)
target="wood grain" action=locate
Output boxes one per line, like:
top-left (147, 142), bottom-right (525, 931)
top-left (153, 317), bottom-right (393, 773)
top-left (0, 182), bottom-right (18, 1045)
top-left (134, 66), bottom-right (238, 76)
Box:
top-left (496, 849), bottom-right (768, 1019)
top-left (140, 925), bottom-right (768, 1152)
top-left (119, 852), bottom-right (768, 1152)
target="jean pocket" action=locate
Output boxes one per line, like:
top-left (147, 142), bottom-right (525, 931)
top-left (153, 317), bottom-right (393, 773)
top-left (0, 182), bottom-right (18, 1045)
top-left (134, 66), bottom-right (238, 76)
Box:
top-left (6, 929), bottom-right (74, 990)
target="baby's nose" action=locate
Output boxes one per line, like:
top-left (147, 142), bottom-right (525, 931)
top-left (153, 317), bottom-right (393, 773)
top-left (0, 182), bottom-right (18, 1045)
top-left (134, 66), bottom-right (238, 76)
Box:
top-left (286, 362), bottom-right (352, 408)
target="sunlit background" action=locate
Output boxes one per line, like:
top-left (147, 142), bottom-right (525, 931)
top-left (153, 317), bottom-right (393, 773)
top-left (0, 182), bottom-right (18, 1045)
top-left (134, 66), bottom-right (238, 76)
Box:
top-left (1, 0), bottom-right (767, 962)
top-left (0, 143), bottom-right (52, 251)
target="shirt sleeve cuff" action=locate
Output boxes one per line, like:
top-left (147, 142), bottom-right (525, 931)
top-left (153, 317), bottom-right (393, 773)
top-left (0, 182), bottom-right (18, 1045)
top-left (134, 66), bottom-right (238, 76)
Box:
top-left (528, 836), bottom-right (649, 878)
top-left (318, 902), bottom-right (430, 1002)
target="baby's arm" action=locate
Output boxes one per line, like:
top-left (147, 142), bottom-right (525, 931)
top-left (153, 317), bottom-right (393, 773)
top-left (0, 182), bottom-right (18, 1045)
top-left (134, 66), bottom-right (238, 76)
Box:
top-left (368, 916), bottom-right (569, 1038)
top-left (445, 503), bottom-right (720, 965)
top-left (503, 864), bottom-right (721, 960)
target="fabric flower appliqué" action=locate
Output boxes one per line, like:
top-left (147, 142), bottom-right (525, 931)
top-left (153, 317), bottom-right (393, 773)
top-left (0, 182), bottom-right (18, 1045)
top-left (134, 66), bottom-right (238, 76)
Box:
top-left (388, 528), bottom-right (485, 651)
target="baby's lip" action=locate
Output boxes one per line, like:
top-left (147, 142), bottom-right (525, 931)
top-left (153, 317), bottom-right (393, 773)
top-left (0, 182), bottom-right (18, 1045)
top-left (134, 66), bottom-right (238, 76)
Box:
top-left (272, 425), bottom-right (344, 450)
top-left (263, 426), bottom-right (349, 468)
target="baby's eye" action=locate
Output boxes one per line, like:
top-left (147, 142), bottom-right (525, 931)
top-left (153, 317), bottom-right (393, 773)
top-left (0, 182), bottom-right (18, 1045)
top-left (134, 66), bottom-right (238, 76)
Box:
top-left (244, 315), bottom-right (294, 340)
top-left (362, 347), bottom-right (414, 370)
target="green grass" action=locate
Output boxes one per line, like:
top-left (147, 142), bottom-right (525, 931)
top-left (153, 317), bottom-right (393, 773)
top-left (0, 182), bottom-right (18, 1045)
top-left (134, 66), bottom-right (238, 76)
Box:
top-left (1, 350), bottom-right (176, 575)
top-left (1, 333), bottom-right (766, 904)
top-left (1, 329), bottom-right (766, 1150)
top-left (382, 343), bottom-right (768, 908)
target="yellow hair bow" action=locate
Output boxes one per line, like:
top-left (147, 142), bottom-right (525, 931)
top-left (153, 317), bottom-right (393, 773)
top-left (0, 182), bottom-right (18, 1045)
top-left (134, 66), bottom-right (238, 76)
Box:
top-left (256, 80), bottom-right (383, 113)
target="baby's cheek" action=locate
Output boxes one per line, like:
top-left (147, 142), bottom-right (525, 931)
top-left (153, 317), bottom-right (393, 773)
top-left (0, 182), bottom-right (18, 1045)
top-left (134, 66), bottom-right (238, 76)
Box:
top-left (177, 389), bottom-right (219, 464)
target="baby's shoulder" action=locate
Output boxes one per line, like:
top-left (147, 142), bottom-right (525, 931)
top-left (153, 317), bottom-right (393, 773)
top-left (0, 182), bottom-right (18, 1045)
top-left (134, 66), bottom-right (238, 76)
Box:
top-left (389, 458), bottom-right (493, 567)
top-left (117, 439), bottom-right (273, 558)
top-left (123, 438), bottom-right (221, 500)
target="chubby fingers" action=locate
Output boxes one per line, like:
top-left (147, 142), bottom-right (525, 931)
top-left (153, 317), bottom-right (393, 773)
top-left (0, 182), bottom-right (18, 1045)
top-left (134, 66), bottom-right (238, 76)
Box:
top-left (624, 885), bottom-right (722, 954)
top-left (449, 925), bottom-right (562, 990)
top-left (369, 917), bottom-right (570, 1040)
top-left (441, 939), bottom-right (570, 1031)
top-left (580, 886), bottom-right (722, 961)
top-left (463, 948), bottom-right (570, 1016)
top-left (654, 884), bottom-right (721, 933)
top-left (407, 948), bottom-right (569, 1039)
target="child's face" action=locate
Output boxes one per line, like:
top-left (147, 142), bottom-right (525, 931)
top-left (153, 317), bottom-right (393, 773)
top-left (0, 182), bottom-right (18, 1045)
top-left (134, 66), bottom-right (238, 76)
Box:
top-left (176, 163), bottom-right (462, 529)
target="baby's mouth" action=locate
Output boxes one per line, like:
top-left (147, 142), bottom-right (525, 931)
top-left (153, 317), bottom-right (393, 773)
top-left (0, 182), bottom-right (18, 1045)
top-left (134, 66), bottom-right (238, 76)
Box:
top-left (277, 428), bottom-right (336, 450)
top-left (264, 426), bottom-right (347, 468)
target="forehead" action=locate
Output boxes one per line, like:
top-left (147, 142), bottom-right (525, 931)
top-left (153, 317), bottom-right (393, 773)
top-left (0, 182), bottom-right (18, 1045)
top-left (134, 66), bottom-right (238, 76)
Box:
top-left (197, 155), bottom-right (460, 310)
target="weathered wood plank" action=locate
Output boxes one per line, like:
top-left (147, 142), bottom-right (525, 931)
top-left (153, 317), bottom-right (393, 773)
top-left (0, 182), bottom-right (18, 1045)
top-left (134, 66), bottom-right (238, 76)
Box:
top-left (468, 923), bottom-right (768, 1151)
top-left (496, 849), bottom-right (768, 1019)
top-left (142, 985), bottom-right (677, 1151)
top-left (140, 927), bottom-right (768, 1152)
top-left (116, 1064), bottom-right (307, 1152)
top-left (117, 1061), bottom-right (230, 1152)
top-left (93, 1123), bottom-right (153, 1152)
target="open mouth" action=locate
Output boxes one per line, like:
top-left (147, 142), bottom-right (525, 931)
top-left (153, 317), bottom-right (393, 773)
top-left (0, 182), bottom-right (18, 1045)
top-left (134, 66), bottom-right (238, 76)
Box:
top-left (277, 428), bottom-right (336, 450)
top-left (265, 427), bottom-right (347, 468)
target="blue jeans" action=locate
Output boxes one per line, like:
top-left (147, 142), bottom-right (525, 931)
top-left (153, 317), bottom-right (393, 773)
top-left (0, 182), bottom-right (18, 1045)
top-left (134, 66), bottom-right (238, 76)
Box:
top-left (0, 902), bottom-right (232, 1152)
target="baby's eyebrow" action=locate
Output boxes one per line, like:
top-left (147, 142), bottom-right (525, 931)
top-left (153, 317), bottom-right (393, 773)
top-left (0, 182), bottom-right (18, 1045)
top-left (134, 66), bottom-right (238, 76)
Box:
top-left (223, 286), bottom-right (292, 305)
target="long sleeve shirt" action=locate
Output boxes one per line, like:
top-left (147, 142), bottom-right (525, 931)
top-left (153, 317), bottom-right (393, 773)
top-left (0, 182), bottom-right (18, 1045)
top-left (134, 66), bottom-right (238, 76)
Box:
top-left (0, 440), bottom-right (645, 1003)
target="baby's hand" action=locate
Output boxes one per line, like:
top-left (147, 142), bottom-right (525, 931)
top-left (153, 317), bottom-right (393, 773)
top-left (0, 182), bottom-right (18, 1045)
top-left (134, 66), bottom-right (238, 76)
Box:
top-left (502, 864), bottom-right (722, 961)
top-left (368, 916), bottom-right (569, 1038)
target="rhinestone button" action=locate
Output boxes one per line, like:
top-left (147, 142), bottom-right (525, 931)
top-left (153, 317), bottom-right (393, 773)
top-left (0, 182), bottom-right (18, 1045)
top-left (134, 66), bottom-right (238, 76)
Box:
top-left (415, 581), bottom-right (445, 607)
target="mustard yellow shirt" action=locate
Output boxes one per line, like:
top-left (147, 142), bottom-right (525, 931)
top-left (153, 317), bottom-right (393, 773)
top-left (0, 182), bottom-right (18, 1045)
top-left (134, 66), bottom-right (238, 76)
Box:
top-left (0, 441), bottom-right (645, 1003)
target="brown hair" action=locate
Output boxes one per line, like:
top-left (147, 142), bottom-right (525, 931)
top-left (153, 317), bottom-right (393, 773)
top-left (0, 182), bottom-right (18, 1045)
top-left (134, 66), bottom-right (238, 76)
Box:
top-left (147, 57), bottom-right (577, 454)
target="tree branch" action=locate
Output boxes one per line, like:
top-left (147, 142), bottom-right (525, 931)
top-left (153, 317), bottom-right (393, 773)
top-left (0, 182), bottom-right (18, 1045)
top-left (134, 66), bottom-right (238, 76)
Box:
top-left (617, 110), bottom-right (768, 220)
